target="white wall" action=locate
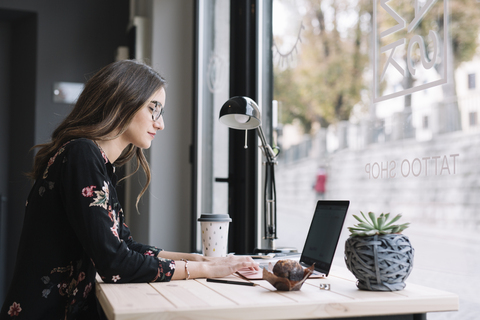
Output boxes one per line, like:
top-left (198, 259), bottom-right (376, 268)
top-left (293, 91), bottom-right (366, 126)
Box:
top-left (148, 0), bottom-right (194, 252)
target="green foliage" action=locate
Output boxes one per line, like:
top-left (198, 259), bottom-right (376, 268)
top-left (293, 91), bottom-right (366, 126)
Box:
top-left (273, 0), bottom-right (480, 133)
top-left (348, 212), bottom-right (410, 237)
top-left (273, 0), bottom-right (371, 131)
top-left (380, 0), bottom-right (480, 69)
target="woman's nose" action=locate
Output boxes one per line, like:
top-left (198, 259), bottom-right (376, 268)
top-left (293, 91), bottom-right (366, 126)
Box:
top-left (154, 116), bottom-right (164, 130)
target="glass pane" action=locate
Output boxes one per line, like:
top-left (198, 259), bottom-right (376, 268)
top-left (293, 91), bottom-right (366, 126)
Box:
top-left (273, 0), bottom-right (479, 318)
top-left (195, 0), bottom-right (230, 252)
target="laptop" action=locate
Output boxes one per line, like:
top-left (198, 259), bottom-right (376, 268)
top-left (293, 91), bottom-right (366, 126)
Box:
top-left (237, 200), bottom-right (350, 279)
top-left (299, 200), bottom-right (350, 277)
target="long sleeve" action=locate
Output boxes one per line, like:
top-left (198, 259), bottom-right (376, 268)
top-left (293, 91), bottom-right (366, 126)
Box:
top-left (59, 139), bottom-right (175, 283)
top-left (1, 139), bottom-right (177, 320)
top-left (119, 212), bottom-right (162, 256)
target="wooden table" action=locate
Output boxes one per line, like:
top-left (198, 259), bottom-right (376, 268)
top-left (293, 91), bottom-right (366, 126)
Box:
top-left (96, 265), bottom-right (458, 320)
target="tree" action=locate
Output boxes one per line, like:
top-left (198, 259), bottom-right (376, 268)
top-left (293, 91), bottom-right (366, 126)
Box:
top-left (273, 0), bottom-right (371, 132)
top-left (377, 0), bottom-right (480, 132)
top-left (273, 0), bottom-right (480, 134)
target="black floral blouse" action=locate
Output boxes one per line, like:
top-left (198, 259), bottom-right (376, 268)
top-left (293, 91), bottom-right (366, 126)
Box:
top-left (1, 139), bottom-right (175, 320)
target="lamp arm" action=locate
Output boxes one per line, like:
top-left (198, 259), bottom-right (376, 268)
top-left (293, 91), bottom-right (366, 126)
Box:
top-left (256, 125), bottom-right (278, 247)
top-left (256, 125), bottom-right (277, 163)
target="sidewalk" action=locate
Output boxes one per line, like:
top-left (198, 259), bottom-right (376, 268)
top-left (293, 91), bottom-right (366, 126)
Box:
top-left (406, 224), bottom-right (479, 320)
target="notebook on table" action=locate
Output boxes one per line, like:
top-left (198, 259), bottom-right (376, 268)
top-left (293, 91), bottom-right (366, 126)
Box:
top-left (237, 200), bottom-right (350, 279)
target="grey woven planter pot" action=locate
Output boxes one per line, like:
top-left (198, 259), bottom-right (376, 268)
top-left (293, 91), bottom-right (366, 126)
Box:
top-left (345, 233), bottom-right (414, 291)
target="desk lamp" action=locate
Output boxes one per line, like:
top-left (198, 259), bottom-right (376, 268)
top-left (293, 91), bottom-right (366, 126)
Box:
top-left (219, 96), bottom-right (295, 254)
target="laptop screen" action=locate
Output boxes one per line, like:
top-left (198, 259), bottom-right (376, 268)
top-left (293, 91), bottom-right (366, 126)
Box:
top-left (300, 200), bottom-right (350, 276)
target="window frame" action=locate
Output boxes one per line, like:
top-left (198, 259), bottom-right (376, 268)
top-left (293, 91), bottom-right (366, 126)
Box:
top-left (192, 0), bottom-right (274, 254)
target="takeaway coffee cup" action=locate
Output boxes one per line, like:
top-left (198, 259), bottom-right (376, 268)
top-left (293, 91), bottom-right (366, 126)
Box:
top-left (197, 214), bottom-right (232, 257)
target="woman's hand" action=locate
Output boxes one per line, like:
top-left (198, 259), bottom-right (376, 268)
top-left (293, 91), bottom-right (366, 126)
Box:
top-left (170, 255), bottom-right (259, 280)
top-left (202, 255), bottom-right (260, 278)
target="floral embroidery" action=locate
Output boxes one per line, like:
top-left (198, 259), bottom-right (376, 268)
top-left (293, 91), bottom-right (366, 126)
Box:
top-left (94, 142), bottom-right (109, 164)
top-left (107, 207), bottom-right (120, 241)
top-left (38, 181), bottom-right (55, 197)
top-left (58, 282), bottom-right (69, 296)
top-left (7, 302), bottom-right (22, 316)
top-left (110, 223), bottom-right (119, 240)
top-left (84, 283), bottom-right (92, 298)
top-left (50, 264), bottom-right (73, 275)
top-left (89, 181), bottom-right (109, 210)
top-left (152, 268), bottom-right (162, 282)
top-left (42, 141), bottom-right (71, 179)
top-left (100, 151), bottom-right (108, 164)
top-left (112, 275), bottom-right (121, 282)
top-left (81, 186), bottom-right (96, 197)
top-left (46, 261), bottom-right (86, 301)
top-left (107, 206), bottom-right (114, 221)
top-left (151, 259), bottom-right (175, 282)
top-left (42, 288), bottom-right (51, 298)
top-left (41, 276), bottom-right (53, 298)
top-left (144, 250), bottom-right (155, 256)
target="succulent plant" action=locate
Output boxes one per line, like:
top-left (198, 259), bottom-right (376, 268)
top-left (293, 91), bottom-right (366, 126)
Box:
top-left (348, 211), bottom-right (410, 237)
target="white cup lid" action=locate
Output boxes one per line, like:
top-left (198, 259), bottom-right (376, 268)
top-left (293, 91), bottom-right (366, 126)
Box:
top-left (197, 213), bottom-right (232, 222)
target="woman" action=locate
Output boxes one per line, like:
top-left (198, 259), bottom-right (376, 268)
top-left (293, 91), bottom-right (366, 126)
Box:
top-left (1, 60), bottom-right (259, 319)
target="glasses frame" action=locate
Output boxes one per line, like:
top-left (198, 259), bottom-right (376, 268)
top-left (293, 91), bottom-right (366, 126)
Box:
top-left (150, 101), bottom-right (164, 121)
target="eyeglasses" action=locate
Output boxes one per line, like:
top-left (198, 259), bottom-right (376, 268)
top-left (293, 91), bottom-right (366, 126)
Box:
top-left (150, 101), bottom-right (164, 121)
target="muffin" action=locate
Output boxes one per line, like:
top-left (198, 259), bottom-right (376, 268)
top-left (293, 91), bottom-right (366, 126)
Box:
top-left (272, 259), bottom-right (304, 282)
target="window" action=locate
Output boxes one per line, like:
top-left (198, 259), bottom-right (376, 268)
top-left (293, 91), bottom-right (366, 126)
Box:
top-left (272, 0), bottom-right (479, 319)
top-left (194, 0), bottom-right (272, 254)
top-left (469, 111), bottom-right (478, 127)
top-left (468, 73), bottom-right (476, 90)
top-left (194, 0), bottom-right (231, 252)
top-left (422, 115), bottom-right (429, 129)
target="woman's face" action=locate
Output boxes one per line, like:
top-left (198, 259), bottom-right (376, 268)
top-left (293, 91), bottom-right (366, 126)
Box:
top-left (121, 87), bottom-right (166, 149)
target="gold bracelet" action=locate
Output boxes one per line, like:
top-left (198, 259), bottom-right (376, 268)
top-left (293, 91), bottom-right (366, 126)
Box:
top-left (181, 259), bottom-right (190, 280)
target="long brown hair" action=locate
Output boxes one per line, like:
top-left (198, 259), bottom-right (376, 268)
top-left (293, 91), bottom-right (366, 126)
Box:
top-left (29, 59), bottom-right (167, 205)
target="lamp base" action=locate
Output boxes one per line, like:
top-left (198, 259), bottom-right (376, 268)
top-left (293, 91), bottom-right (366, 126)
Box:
top-left (253, 247), bottom-right (298, 255)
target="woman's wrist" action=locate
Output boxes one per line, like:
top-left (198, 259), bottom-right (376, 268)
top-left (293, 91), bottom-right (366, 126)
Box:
top-left (180, 259), bottom-right (190, 280)
top-left (171, 260), bottom-right (207, 280)
top-left (189, 261), bottom-right (207, 278)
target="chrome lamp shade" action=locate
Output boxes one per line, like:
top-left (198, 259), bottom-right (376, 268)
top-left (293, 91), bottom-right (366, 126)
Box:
top-left (219, 96), bottom-right (261, 129)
